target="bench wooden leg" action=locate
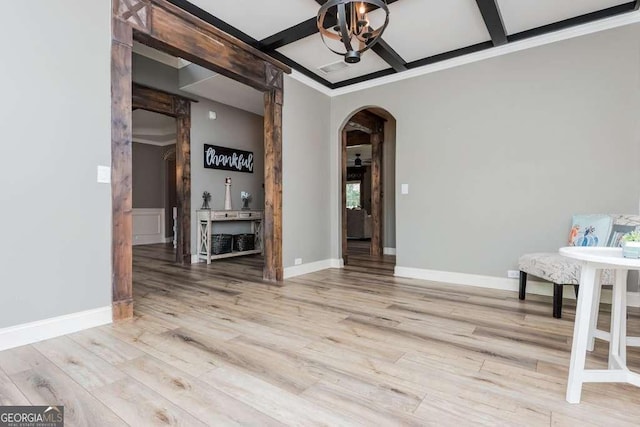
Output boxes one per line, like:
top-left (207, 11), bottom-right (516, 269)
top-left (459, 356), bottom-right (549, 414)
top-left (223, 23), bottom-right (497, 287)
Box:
top-left (553, 283), bottom-right (563, 318)
top-left (519, 271), bottom-right (527, 300)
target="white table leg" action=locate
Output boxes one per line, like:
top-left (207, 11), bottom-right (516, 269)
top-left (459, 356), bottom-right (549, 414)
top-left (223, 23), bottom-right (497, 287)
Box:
top-left (566, 265), bottom-right (596, 404)
top-left (587, 269), bottom-right (602, 352)
top-left (609, 269), bottom-right (628, 369)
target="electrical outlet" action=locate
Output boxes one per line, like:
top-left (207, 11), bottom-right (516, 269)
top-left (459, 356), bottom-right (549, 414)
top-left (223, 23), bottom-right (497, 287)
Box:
top-left (507, 270), bottom-right (520, 279)
top-left (294, 258), bottom-right (303, 266)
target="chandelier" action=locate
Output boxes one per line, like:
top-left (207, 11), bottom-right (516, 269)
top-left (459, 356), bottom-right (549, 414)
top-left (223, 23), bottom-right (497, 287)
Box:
top-left (317, 0), bottom-right (390, 64)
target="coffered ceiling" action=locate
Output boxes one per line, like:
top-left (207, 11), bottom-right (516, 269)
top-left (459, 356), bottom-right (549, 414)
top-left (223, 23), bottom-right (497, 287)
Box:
top-left (167, 0), bottom-right (639, 89)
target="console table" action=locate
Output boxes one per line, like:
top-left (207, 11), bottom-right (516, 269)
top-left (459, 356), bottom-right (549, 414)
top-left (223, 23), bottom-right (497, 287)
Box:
top-left (196, 209), bottom-right (263, 264)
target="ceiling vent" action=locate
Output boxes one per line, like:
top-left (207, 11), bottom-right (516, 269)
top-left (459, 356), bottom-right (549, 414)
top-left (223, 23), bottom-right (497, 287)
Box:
top-left (318, 60), bottom-right (349, 74)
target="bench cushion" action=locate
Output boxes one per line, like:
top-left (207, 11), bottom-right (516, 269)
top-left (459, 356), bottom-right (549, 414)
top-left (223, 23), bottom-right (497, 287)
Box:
top-left (519, 252), bottom-right (614, 285)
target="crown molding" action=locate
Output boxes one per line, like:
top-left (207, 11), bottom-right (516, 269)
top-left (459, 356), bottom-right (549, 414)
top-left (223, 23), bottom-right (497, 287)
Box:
top-left (132, 138), bottom-right (177, 147)
top-left (290, 11), bottom-right (640, 98)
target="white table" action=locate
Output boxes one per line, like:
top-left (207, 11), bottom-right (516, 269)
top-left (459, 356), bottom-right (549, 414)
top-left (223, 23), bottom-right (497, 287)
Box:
top-left (559, 246), bottom-right (640, 403)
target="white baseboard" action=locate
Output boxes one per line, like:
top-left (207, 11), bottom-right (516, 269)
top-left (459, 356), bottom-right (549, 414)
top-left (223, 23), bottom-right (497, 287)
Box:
top-left (394, 266), bottom-right (640, 307)
top-left (191, 254), bottom-right (200, 264)
top-left (383, 247), bottom-right (396, 255)
top-left (0, 306), bottom-right (112, 352)
top-left (284, 258), bottom-right (343, 279)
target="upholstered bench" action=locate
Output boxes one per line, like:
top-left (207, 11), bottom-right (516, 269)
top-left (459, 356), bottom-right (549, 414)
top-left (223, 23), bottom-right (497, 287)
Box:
top-left (519, 214), bottom-right (640, 318)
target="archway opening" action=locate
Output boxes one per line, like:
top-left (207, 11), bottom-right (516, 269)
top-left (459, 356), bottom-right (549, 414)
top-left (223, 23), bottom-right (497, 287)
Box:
top-left (340, 107), bottom-right (397, 274)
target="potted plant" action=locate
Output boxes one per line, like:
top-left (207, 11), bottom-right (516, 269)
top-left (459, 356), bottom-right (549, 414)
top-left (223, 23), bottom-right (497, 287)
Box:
top-left (621, 230), bottom-right (640, 259)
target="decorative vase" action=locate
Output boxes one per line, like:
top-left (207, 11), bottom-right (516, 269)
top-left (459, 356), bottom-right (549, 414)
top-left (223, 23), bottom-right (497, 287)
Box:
top-left (622, 241), bottom-right (640, 259)
top-left (224, 177), bottom-right (232, 210)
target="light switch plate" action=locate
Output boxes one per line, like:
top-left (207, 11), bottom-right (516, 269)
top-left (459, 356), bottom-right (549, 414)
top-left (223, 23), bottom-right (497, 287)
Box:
top-left (97, 165), bottom-right (110, 184)
top-left (401, 184), bottom-right (409, 195)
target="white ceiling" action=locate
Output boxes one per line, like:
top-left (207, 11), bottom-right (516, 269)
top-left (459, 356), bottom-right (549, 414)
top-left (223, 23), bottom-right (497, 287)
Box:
top-left (176, 0), bottom-right (637, 87)
top-left (179, 66), bottom-right (264, 116)
top-left (132, 110), bottom-right (176, 146)
top-left (186, 0), bottom-right (320, 40)
top-left (277, 34), bottom-right (390, 84)
top-left (132, 109), bottom-right (175, 130)
top-left (347, 144), bottom-right (372, 164)
top-left (369, 0), bottom-right (491, 62)
top-left (497, 0), bottom-right (630, 35)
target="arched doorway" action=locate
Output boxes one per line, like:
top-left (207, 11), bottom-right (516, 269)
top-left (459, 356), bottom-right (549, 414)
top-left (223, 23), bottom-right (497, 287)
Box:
top-left (340, 107), bottom-right (397, 272)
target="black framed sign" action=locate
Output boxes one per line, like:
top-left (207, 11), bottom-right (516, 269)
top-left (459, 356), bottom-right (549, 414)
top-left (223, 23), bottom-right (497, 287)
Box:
top-left (204, 144), bottom-right (254, 173)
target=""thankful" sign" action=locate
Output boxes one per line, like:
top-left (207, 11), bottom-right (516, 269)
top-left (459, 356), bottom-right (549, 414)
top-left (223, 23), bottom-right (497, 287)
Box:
top-left (203, 144), bottom-right (254, 173)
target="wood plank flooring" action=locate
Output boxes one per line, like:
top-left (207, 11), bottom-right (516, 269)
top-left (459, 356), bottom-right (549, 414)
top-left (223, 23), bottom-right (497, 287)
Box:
top-left (346, 239), bottom-right (395, 276)
top-left (1, 243), bottom-right (640, 426)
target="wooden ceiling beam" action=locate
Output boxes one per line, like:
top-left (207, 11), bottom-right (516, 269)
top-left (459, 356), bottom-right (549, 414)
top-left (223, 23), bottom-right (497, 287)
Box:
top-left (372, 39), bottom-right (407, 72)
top-left (139, 0), bottom-right (290, 92)
top-left (475, 0), bottom-right (508, 46)
top-left (346, 131), bottom-right (371, 146)
top-left (348, 110), bottom-right (386, 133)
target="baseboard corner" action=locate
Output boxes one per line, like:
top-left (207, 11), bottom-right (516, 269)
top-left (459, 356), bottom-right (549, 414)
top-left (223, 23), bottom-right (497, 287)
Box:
top-left (284, 258), bottom-right (343, 279)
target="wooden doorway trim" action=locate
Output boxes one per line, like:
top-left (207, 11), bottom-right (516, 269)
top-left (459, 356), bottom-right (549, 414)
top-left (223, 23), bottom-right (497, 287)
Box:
top-left (132, 83), bottom-right (196, 265)
top-left (112, 0), bottom-right (290, 321)
top-left (341, 110), bottom-right (385, 262)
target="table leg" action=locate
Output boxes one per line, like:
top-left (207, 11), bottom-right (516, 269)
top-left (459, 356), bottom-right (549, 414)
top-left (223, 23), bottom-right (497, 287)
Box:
top-left (587, 269), bottom-right (602, 352)
top-left (566, 265), bottom-right (596, 404)
top-left (609, 269), bottom-right (628, 369)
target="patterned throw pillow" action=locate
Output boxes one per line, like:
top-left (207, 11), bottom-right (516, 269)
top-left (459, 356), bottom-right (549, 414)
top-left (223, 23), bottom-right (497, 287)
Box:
top-left (607, 215), bottom-right (640, 247)
top-left (568, 214), bottom-right (613, 247)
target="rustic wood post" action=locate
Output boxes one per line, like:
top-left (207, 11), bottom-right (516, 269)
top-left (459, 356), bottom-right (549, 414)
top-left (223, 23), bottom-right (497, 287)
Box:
top-left (111, 17), bottom-right (134, 321)
top-left (112, 0), bottom-right (290, 319)
top-left (370, 129), bottom-right (384, 257)
top-left (175, 99), bottom-right (191, 264)
top-left (263, 63), bottom-right (284, 281)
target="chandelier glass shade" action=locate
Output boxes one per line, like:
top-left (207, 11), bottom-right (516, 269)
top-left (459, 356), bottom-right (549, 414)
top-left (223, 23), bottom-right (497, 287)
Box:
top-left (317, 0), bottom-right (390, 64)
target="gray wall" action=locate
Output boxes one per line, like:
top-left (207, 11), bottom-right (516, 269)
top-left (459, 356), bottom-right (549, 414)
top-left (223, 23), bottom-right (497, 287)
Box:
top-left (0, 0), bottom-right (112, 328)
top-left (331, 24), bottom-right (640, 277)
top-left (132, 142), bottom-right (171, 209)
top-left (282, 76), bottom-right (333, 267)
top-left (190, 97), bottom-right (265, 240)
top-left (132, 55), bottom-right (265, 252)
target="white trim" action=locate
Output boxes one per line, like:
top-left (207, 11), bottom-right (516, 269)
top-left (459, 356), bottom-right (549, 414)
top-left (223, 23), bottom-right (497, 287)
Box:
top-left (383, 247), bottom-right (396, 255)
top-left (133, 41), bottom-right (191, 69)
top-left (284, 258), bottom-right (343, 279)
top-left (191, 254), bottom-right (201, 264)
top-left (0, 306), bottom-right (112, 352)
top-left (133, 208), bottom-right (166, 246)
top-left (394, 266), bottom-right (640, 307)
top-left (132, 137), bottom-right (176, 147)
top-left (289, 70), bottom-right (333, 96)
top-left (289, 12), bottom-right (640, 97)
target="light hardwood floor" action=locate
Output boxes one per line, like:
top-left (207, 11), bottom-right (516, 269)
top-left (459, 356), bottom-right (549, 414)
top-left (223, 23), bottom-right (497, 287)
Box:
top-left (1, 243), bottom-right (639, 426)
top-left (346, 239), bottom-right (395, 276)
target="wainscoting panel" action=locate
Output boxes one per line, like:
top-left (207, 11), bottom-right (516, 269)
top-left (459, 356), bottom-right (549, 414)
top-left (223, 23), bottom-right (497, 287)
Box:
top-left (133, 208), bottom-right (166, 246)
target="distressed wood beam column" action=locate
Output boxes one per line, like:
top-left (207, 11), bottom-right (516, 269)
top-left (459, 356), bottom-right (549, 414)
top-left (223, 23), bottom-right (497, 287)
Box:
top-left (263, 65), bottom-right (284, 281)
top-left (175, 100), bottom-right (191, 264)
top-left (111, 17), bottom-right (134, 321)
top-left (370, 130), bottom-right (383, 257)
